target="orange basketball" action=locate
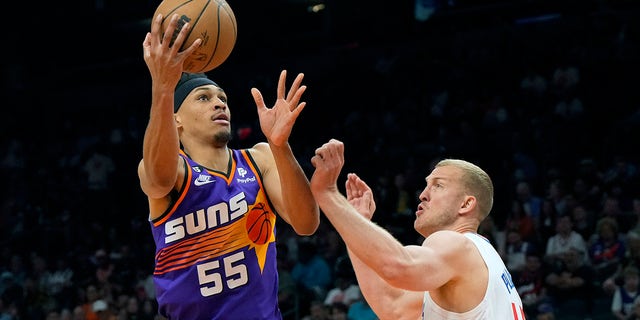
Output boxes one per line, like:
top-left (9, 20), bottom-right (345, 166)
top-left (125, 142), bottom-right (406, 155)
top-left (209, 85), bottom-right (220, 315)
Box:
top-left (153, 0), bottom-right (237, 72)
top-left (246, 203), bottom-right (274, 245)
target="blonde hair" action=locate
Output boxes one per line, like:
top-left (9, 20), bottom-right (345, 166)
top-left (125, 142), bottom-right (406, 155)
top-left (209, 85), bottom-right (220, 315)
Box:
top-left (436, 159), bottom-right (494, 219)
top-left (624, 265), bottom-right (639, 277)
top-left (595, 216), bottom-right (618, 235)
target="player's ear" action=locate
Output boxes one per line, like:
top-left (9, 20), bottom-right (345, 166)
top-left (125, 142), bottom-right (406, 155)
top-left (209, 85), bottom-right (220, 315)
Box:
top-left (460, 196), bottom-right (475, 213)
top-left (174, 114), bottom-right (184, 130)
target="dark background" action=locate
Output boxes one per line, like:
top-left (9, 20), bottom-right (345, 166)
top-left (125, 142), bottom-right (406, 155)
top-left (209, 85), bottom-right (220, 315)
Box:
top-left (2, 0), bottom-right (640, 318)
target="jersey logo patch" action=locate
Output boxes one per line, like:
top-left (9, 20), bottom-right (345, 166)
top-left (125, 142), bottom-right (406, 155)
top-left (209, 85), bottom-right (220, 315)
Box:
top-left (194, 174), bottom-right (215, 186)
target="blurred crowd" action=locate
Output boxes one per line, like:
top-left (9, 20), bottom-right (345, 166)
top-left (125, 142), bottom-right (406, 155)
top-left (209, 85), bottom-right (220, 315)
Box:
top-left (1, 1), bottom-right (640, 319)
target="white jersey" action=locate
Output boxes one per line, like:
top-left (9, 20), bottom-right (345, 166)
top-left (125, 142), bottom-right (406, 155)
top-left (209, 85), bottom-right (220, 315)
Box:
top-left (422, 233), bottom-right (526, 320)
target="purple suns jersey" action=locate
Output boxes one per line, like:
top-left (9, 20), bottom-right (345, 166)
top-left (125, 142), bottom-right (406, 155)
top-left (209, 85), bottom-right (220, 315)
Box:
top-left (150, 149), bottom-right (281, 320)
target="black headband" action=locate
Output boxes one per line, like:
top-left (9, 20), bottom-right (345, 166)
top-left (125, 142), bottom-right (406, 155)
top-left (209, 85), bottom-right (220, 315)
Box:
top-left (174, 73), bottom-right (219, 112)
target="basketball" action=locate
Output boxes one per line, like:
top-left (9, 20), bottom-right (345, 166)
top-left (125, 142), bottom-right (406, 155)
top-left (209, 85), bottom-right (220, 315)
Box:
top-left (153, 0), bottom-right (237, 73)
top-left (246, 203), bottom-right (274, 245)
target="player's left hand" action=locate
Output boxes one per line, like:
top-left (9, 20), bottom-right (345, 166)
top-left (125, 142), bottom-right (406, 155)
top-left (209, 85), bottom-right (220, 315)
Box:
top-left (345, 173), bottom-right (376, 220)
top-left (251, 70), bottom-right (307, 147)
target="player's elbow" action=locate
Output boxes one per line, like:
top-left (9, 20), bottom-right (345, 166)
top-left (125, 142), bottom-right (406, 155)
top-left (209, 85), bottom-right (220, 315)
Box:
top-left (139, 161), bottom-right (177, 194)
top-left (292, 214), bottom-right (320, 236)
top-left (143, 173), bottom-right (177, 198)
top-left (294, 225), bottom-right (319, 236)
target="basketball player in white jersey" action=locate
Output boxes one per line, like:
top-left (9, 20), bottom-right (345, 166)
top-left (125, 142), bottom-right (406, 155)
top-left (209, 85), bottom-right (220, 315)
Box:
top-left (309, 139), bottom-right (526, 320)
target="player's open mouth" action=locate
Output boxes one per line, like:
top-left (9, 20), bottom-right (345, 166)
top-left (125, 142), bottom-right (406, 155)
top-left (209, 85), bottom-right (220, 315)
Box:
top-left (212, 114), bottom-right (230, 124)
top-left (416, 204), bottom-right (425, 217)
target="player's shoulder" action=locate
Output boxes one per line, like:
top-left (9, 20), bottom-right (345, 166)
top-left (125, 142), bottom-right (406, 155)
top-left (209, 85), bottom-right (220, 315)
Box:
top-left (243, 142), bottom-right (274, 169)
top-left (244, 142), bottom-right (270, 160)
top-left (429, 230), bottom-right (467, 240)
top-left (425, 230), bottom-right (470, 251)
top-left (251, 141), bottom-right (271, 152)
top-left (424, 231), bottom-right (481, 270)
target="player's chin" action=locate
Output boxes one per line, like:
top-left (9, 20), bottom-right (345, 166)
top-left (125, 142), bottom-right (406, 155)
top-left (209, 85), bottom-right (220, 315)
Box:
top-left (214, 130), bottom-right (232, 143)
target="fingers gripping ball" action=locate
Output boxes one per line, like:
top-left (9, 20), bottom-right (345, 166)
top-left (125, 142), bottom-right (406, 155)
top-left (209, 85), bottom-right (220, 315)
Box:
top-left (153, 0), bottom-right (237, 72)
top-left (246, 203), bottom-right (274, 245)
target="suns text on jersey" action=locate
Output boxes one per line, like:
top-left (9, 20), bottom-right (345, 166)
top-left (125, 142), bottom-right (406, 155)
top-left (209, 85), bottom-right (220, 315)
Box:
top-left (164, 192), bottom-right (248, 244)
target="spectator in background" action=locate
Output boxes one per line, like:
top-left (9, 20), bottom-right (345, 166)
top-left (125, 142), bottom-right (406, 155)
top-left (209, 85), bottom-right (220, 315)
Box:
top-left (29, 254), bottom-right (57, 315)
top-left (603, 156), bottom-right (638, 194)
top-left (323, 274), bottom-right (361, 307)
top-left (626, 197), bottom-right (640, 236)
top-left (276, 242), bottom-right (299, 320)
top-left (535, 302), bottom-right (556, 320)
top-left (477, 215), bottom-right (506, 256)
top-left (346, 295), bottom-right (377, 320)
top-left (545, 246), bottom-right (595, 317)
top-left (324, 255), bottom-right (361, 307)
top-left (0, 272), bottom-right (21, 315)
top-left (138, 299), bottom-right (157, 320)
top-left (515, 251), bottom-right (549, 318)
top-left (291, 238), bottom-right (332, 308)
top-left (80, 142), bottom-right (116, 224)
top-left (44, 309), bottom-right (61, 320)
top-left (317, 227), bottom-right (347, 272)
top-left (0, 299), bottom-right (15, 320)
top-left (545, 179), bottom-right (569, 216)
top-left (302, 300), bottom-right (330, 320)
top-left (91, 299), bottom-right (116, 320)
top-left (601, 195), bottom-right (630, 233)
top-left (81, 142), bottom-right (116, 194)
top-left (602, 231), bottom-right (640, 296)
top-left (505, 200), bottom-right (536, 242)
top-left (611, 265), bottom-right (640, 320)
top-left (46, 257), bottom-right (74, 310)
top-left (0, 139), bottom-right (26, 172)
top-left (504, 228), bottom-right (537, 275)
top-left (91, 249), bottom-right (118, 304)
top-left (544, 215), bottom-right (589, 266)
top-left (71, 305), bottom-right (85, 320)
top-left (4, 255), bottom-right (27, 287)
top-left (79, 284), bottom-right (101, 320)
top-left (589, 216), bottom-right (626, 286)
top-left (329, 302), bottom-right (348, 320)
top-left (550, 63), bottom-right (584, 132)
top-left (21, 276), bottom-right (48, 319)
top-left (515, 181), bottom-right (544, 228)
top-left (572, 176), bottom-right (602, 212)
top-left (627, 297), bottom-right (640, 320)
top-left (520, 68), bottom-right (548, 101)
top-left (538, 198), bottom-right (560, 246)
top-left (570, 203), bottom-right (596, 243)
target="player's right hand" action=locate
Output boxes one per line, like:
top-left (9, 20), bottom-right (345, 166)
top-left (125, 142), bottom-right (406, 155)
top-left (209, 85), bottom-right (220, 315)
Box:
top-left (143, 13), bottom-right (202, 86)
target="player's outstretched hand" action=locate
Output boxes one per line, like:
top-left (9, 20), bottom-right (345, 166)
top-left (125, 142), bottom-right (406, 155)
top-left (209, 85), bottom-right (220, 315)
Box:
top-left (345, 173), bottom-right (376, 220)
top-left (251, 70), bottom-right (307, 147)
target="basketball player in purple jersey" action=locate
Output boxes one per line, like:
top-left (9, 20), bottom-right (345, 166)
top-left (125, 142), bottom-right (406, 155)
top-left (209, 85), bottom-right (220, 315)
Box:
top-left (139, 14), bottom-right (320, 319)
top-left (310, 139), bottom-right (526, 320)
